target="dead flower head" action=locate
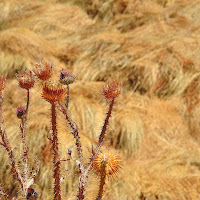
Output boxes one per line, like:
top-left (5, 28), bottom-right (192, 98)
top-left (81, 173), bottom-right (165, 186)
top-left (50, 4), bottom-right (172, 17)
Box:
top-left (92, 151), bottom-right (122, 178)
top-left (42, 81), bottom-right (66, 103)
top-left (102, 80), bottom-right (122, 100)
top-left (33, 62), bottom-right (53, 81)
top-left (16, 70), bottom-right (35, 90)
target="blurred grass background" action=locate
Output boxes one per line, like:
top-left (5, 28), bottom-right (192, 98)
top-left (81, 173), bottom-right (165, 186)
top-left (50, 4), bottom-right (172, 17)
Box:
top-left (1, 0), bottom-right (200, 199)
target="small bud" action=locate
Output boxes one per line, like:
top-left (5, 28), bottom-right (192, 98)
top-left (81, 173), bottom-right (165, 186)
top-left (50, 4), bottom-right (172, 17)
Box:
top-left (33, 62), bottom-right (53, 81)
top-left (59, 69), bottom-right (76, 85)
top-left (16, 106), bottom-right (26, 119)
top-left (16, 70), bottom-right (35, 90)
top-left (26, 187), bottom-right (38, 200)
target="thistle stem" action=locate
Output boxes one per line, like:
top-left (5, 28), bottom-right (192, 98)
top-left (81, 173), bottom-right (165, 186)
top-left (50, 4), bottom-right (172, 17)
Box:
top-left (76, 98), bottom-right (115, 200)
top-left (51, 102), bottom-right (61, 200)
top-left (19, 118), bottom-right (29, 194)
top-left (96, 98), bottom-right (115, 150)
top-left (26, 89), bottom-right (30, 114)
top-left (96, 162), bottom-right (106, 200)
top-left (0, 93), bottom-right (24, 194)
top-left (19, 89), bottom-right (30, 194)
top-left (65, 85), bottom-right (70, 110)
top-left (59, 102), bottom-right (84, 172)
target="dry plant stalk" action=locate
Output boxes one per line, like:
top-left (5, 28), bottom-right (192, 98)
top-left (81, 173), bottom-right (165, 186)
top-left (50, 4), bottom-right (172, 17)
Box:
top-left (0, 63), bottom-right (122, 200)
top-left (0, 73), bottom-right (39, 199)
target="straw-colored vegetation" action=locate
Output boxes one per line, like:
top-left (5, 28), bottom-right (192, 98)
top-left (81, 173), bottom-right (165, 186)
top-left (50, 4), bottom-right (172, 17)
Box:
top-left (1, 0), bottom-right (200, 199)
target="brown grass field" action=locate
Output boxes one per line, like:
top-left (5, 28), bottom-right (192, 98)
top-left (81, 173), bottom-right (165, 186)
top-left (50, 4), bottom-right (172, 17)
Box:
top-left (1, 0), bottom-right (200, 199)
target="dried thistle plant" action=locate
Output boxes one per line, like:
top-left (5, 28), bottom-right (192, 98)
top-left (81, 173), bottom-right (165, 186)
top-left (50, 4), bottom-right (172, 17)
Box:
top-left (0, 73), bottom-right (39, 199)
top-left (0, 63), bottom-right (122, 200)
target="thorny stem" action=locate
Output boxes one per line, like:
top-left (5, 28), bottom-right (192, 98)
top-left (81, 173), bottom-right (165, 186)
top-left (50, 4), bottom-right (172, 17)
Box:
top-left (19, 118), bottom-right (29, 195)
top-left (59, 96), bottom-right (115, 200)
top-left (59, 102), bottom-right (84, 172)
top-left (65, 85), bottom-right (70, 110)
top-left (0, 93), bottom-right (24, 194)
top-left (96, 161), bottom-right (106, 200)
top-left (51, 102), bottom-right (61, 200)
top-left (19, 89), bottom-right (30, 194)
top-left (77, 98), bottom-right (115, 200)
top-left (86, 98), bottom-right (115, 172)
top-left (26, 89), bottom-right (30, 114)
top-left (96, 98), bottom-right (115, 151)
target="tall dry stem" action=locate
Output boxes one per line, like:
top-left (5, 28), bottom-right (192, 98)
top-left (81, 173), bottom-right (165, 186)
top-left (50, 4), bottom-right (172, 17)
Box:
top-left (51, 102), bottom-right (61, 200)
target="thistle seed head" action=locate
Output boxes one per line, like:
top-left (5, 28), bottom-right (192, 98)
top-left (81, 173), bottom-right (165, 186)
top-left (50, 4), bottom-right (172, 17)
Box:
top-left (16, 70), bottom-right (35, 90)
top-left (92, 151), bottom-right (122, 178)
top-left (33, 62), bottom-right (53, 81)
top-left (42, 81), bottom-right (66, 103)
top-left (102, 80), bottom-right (122, 100)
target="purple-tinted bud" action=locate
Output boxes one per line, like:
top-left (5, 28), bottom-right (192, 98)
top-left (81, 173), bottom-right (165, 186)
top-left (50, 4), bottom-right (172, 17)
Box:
top-left (26, 187), bottom-right (38, 200)
top-left (59, 69), bottom-right (75, 85)
top-left (16, 106), bottom-right (26, 119)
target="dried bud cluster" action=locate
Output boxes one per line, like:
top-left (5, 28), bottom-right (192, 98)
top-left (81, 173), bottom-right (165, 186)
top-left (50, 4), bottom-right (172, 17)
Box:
top-left (16, 71), bottom-right (35, 90)
top-left (59, 69), bottom-right (75, 85)
top-left (102, 80), bottom-right (122, 100)
top-left (16, 106), bottom-right (26, 119)
top-left (0, 60), bottom-right (122, 200)
top-left (92, 151), bottom-right (122, 178)
top-left (26, 187), bottom-right (38, 200)
top-left (33, 62), bottom-right (53, 81)
top-left (42, 81), bottom-right (66, 103)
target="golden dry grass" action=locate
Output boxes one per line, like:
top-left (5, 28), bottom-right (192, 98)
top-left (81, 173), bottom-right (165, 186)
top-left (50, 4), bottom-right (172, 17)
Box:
top-left (1, 0), bottom-right (200, 199)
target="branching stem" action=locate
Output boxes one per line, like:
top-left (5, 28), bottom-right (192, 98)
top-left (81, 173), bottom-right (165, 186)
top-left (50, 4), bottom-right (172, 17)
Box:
top-left (0, 99), bottom-right (24, 194)
top-left (59, 102), bottom-right (84, 172)
top-left (76, 98), bottom-right (115, 200)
